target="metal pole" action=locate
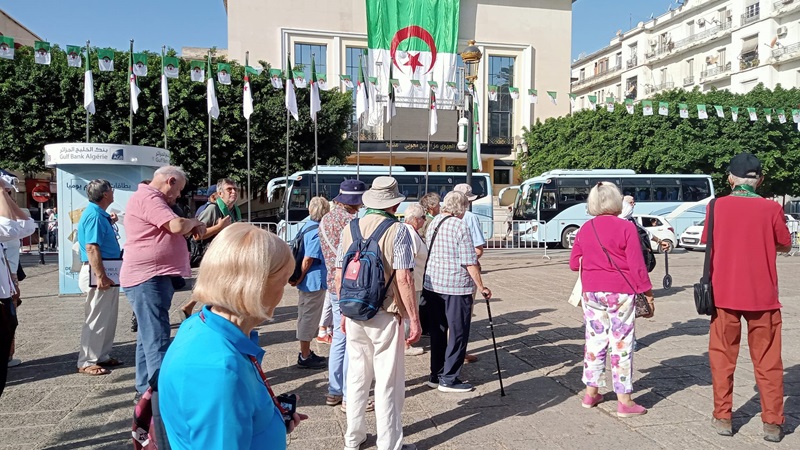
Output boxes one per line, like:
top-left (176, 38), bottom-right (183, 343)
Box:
top-left (284, 109), bottom-right (290, 240)
top-left (38, 207), bottom-right (45, 265)
top-left (246, 51), bottom-right (251, 222)
top-left (357, 118), bottom-right (361, 180)
top-left (313, 52), bottom-right (319, 197)
top-left (162, 46), bottom-right (168, 150)
top-left (388, 117), bottom-right (393, 176)
top-left (85, 40), bottom-right (90, 143)
top-left (129, 39), bottom-right (134, 145)
top-left (207, 50), bottom-right (212, 190)
top-left (466, 88), bottom-right (474, 187)
top-left (425, 95), bottom-right (431, 193)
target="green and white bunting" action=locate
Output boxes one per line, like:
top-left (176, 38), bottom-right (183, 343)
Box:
top-left (294, 70), bottom-right (307, 89)
top-left (446, 81), bottom-right (456, 95)
top-left (66, 45), bottom-right (82, 67)
top-left (606, 97), bottom-right (614, 112)
top-left (190, 60), bottom-right (205, 82)
top-left (163, 56), bottom-right (179, 78)
top-left (569, 93), bottom-right (576, 108)
top-left (587, 95), bottom-right (597, 111)
top-left (132, 53), bottom-right (147, 76)
top-left (731, 107), bottom-right (739, 122)
top-left (697, 104), bottom-right (708, 119)
top-left (642, 100), bottom-right (653, 116)
top-left (748, 107), bottom-right (757, 121)
top-left (318, 74), bottom-right (327, 90)
top-left (487, 85), bottom-right (498, 101)
top-left (271, 69), bottom-right (284, 89)
top-left (0, 36), bottom-right (14, 60)
top-left (679, 103), bottom-right (688, 119)
top-left (547, 91), bottom-right (557, 105)
top-left (658, 101), bottom-right (669, 116)
top-left (217, 63), bottom-right (231, 85)
top-left (509, 87), bottom-right (519, 100)
top-left (528, 89), bottom-right (538, 104)
top-left (778, 109), bottom-right (786, 124)
top-left (410, 79), bottom-right (422, 93)
top-left (338, 74), bottom-right (352, 89)
top-left (625, 99), bottom-right (634, 114)
top-left (98, 48), bottom-right (114, 71)
top-left (714, 105), bottom-right (724, 118)
top-left (764, 108), bottom-right (772, 123)
top-left (428, 80), bottom-right (438, 93)
top-left (34, 41), bottom-right (51, 65)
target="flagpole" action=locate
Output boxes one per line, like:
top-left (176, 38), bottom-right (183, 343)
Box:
top-left (388, 116), bottom-right (393, 176)
top-left (85, 40), bottom-right (90, 143)
top-left (162, 45), bottom-right (168, 150)
top-left (246, 51), bottom-right (251, 222)
top-left (313, 53), bottom-right (319, 197)
top-left (207, 50), bottom-right (212, 189)
top-left (425, 95), bottom-right (431, 193)
top-left (357, 118), bottom-right (361, 180)
top-left (129, 39), bottom-right (134, 145)
top-left (284, 52), bottom-right (291, 240)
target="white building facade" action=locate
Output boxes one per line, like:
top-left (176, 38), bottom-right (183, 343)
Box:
top-left (571, 0), bottom-right (800, 111)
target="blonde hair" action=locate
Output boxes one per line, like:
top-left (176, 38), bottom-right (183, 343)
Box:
top-left (442, 191), bottom-right (469, 216)
top-left (587, 182), bottom-right (623, 216)
top-left (308, 196), bottom-right (331, 222)
top-left (193, 223), bottom-right (293, 320)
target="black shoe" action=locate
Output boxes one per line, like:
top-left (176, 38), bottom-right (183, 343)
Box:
top-left (297, 351), bottom-right (327, 369)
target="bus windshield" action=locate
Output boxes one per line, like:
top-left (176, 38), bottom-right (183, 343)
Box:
top-left (513, 183), bottom-right (541, 219)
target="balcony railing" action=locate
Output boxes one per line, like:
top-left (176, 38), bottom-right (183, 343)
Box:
top-left (645, 82), bottom-right (675, 94)
top-left (626, 56), bottom-right (637, 68)
top-left (774, 0), bottom-right (795, 12)
top-left (740, 58), bottom-right (760, 69)
top-left (700, 62), bottom-right (732, 79)
top-left (683, 76), bottom-right (695, 86)
top-left (742, 11), bottom-right (760, 25)
top-left (672, 21), bottom-right (733, 49)
top-left (571, 65), bottom-right (622, 88)
top-left (772, 41), bottom-right (800, 58)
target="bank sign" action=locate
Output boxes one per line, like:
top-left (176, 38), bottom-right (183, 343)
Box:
top-left (44, 143), bottom-right (171, 167)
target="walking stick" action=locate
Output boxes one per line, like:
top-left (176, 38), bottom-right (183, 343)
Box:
top-left (482, 291), bottom-right (506, 397)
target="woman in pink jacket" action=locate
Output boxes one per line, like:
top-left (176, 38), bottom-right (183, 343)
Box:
top-left (569, 182), bottom-right (654, 417)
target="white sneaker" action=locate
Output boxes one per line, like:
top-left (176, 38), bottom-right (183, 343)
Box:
top-left (7, 358), bottom-right (21, 368)
top-left (404, 346), bottom-right (424, 356)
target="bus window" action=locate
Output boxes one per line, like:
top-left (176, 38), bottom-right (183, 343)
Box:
top-left (541, 190), bottom-right (557, 210)
top-left (399, 183), bottom-right (420, 200)
top-left (289, 187), bottom-right (309, 209)
top-left (514, 183), bottom-right (540, 219)
top-left (682, 179), bottom-right (711, 202)
top-left (559, 186), bottom-right (589, 204)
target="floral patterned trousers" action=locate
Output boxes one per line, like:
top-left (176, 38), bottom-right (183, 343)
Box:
top-left (582, 291), bottom-right (636, 394)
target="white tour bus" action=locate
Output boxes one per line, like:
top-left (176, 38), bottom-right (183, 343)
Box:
top-left (513, 169), bottom-right (715, 247)
top-left (263, 166), bottom-right (493, 240)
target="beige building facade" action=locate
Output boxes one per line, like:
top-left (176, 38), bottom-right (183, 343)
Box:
top-left (571, 0), bottom-right (800, 111)
top-left (225, 0), bottom-right (575, 193)
top-left (0, 9), bottom-right (40, 48)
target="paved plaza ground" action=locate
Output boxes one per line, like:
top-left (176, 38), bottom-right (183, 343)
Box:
top-left (2, 248), bottom-right (800, 449)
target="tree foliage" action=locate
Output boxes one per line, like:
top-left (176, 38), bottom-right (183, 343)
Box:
top-left (0, 46), bottom-right (353, 191)
top-left (521, 85), bottom-right (800, 196)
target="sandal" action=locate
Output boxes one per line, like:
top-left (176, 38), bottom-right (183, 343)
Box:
top-left (78, 365), bottom-right (111, 376)
top-left (97, 358), bottom-right (124, 367)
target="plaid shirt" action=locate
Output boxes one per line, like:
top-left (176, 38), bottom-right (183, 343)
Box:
top-left (319, 205), bottom-right (356, 294)
top-left (423, 214), bottom-right (478, 295)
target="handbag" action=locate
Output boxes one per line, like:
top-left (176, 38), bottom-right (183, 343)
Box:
top-left (16, 263), bottom-right (26, 282)
top-left (693, 198), bottom-right (716, 315)
top-left (589, 221), bottom-right (652, 318)
top-left (568, 257), bottom-right (582, 307)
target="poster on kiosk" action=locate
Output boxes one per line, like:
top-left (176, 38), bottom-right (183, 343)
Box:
top-left (44, 143), bottom-right (171, 295)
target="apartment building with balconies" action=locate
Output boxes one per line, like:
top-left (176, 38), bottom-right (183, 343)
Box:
top-left (570, 0), bottom-right (800, 111)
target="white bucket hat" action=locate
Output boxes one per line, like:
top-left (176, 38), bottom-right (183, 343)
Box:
top-left (453, 183), bottom-right (477, 201)
top-left (362, 176), bottom-right (406, 209)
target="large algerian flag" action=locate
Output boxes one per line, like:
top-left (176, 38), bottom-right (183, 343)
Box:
top-left (285, 56), bottom-right (298, 121)
top-left (129, 49), bottom-right (140, 114)
top-left (66, 45), bottom-right (82, 68)
top-left (207, 56), bottom-right (219, 120)
top-left (161, 54), bottom-right (170, 119)
top-left (243, 66), bottom-right (258, 120)
top-left (0, 36), bottom-right (14, 60)
top-left (98, 48), bottom-right (114, 71)
top-left (84, 47), bottom-right (95, 115)
top-left (34, 41), bottom-right (51, 65)
top-left (310, 55), bottom-right (321, 122)
top-left (356, 56), bottom-right (368, 122)
top-left (366, 0), bottom-right (459, 108)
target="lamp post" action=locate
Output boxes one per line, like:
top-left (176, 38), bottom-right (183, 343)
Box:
top-left (461, 40), bottom-right (482, 187)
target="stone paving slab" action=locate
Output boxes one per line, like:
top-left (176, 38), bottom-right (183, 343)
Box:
top-left (1, 249), bottom-right (800, 449)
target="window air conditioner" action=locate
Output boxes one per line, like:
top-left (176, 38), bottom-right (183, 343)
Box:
top-left (648, 38), bottom-right (658, 46)
top-left (698, 18), bottom-right (706, 26)
top-left (777, 26), bottom-right (788, 37)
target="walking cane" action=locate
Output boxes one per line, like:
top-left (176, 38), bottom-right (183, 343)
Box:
top-left (482, 290), bottom-right (506, 397)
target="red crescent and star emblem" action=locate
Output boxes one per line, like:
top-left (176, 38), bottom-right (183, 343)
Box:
top-left (390, 25), bottom-right (437, 75)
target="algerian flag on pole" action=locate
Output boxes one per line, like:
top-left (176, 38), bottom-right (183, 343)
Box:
top-left (285, 56), bottom-right (298, 121)
top-left (625, 99), bottom-right (634, 114)
top-left (355, 56), bottom-right (368, 121)
top-left (697, 104), bottom-right (708, 119)
top-left (547, 91), bottom-right (557, 105)
top-left (84, 47), bottom-right (95, 115)
top-left (207, 55), bottom-right (219, 120)
top-left (528, 89), bottom-right (538, 104)
top-left (747, 107), bottom-right (757, 121)
top-left (34, 41), bottom-right (51, 65)
top-left (0, 36), bottom-right (14, 60)
top-left (429, 92), bottom-right (437, 135)
top-left (714, 105), bottom-right (724, 118)
top-left (243, 66), bottom-right (257, 120)
top-left (67, 45), bottom-right (82, 67)
top-left (129, 48), bottom-right (140, 114)
top-left (161, 54), bottom-right (169, 119)
top-left (310, 55), bottom-right (321, 122)
top-left (366, 0), bottom-right (460, 108)
top-left (472, 83), bottom-right (482, 171)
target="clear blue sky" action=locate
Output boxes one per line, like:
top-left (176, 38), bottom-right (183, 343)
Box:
top-left (2, 0), bottom-right (675, 60)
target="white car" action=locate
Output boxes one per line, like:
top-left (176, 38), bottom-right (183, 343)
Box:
top-left (633, 214), bottom-right (677, 253)
top-left (679, 220), bottom-right (706, 250)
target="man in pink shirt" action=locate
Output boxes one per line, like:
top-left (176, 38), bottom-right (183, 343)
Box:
top-left (120, 166), bottom-right (206, 400)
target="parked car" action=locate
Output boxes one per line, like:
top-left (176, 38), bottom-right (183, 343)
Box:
top-left (679, 220), bottom-right (706, 251)
top-left (633, 214), bottom-right (676, 253)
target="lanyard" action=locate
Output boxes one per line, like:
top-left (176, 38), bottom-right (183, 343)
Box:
top-left (731, 185), bottom-right (760, 198)
top-left (198, 310), bottom-right (287, 415)
top-left (365, 208), bottom-right (398, 221)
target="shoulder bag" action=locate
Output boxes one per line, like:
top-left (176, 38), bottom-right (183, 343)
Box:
top-left (693, 198), bottom-right (716, 315)
top-left (589, 220), bottom-right (652, 318)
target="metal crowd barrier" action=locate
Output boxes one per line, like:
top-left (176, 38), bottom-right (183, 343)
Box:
top-left (480, 219), bottom-right (551, 258)
top-left (788, 219), bottom-right (800, 256)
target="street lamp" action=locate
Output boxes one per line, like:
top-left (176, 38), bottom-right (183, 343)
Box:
top-left (461, 40), bottom-right (482, 187)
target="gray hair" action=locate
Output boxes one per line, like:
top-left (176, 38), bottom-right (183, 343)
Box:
top-left (442, 191), bottom-right (469, 216)
top-left (86, 179), bottom-right (112, 204)
top-left (587, 182), bottom-right (623, 216)
top-left (154, 165), bottom-right (187, 182)
top-left (308, 196), bottom-right (330, 222)
top-left (622, 195), bottom-right (634, 205)
top-left (728, 174), bottom-right (760, 188)
top-left (420, 192), bottom-right (441, 211)
top-left (405, 203), bottom-right (425, 220)
top-left (216, 177), bottom-right (237, 192)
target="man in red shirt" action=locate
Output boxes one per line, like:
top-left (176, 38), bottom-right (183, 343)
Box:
top-left (702, 153), bottom-right (792, 442)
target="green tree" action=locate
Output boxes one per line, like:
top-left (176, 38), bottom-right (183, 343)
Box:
top-left (0, 46), bottom-right (353, 192)
top-left (520, 85), bottom-right (800, 197)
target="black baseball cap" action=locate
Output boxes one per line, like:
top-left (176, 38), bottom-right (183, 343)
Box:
top-left (728, 152), bottom-right (762, 179)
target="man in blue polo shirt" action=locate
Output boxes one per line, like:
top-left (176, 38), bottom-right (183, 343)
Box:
top-left (77, 179), bottom-right (123, 376)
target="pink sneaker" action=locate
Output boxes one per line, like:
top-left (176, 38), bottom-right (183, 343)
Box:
top-left (617, 401), bottom-right (647, 418)
top-left (581, 393), bottom-right (603, 408)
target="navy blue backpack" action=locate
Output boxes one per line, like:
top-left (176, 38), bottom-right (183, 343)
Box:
top-left (339, 218), bottom-right (396, 321)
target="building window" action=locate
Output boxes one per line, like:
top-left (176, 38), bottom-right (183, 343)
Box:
top-left (687, 20), bottom-right (695, 36)
top-left (345, 47), bottom-right (367, 132)
top-left (684, 59), bottom-right (694, 85)
top-left (294, 43), bottom-right (327, 80)
top-left (744, 1), bottom-right (760, 23)
top-left (718, 48), bottom-right (726, 68)
top-left (627, 44), bottom-right (637, 68)
top-left (596, 57), bottom-right (609, 73)
top-left (487, 55), bottom-right (515, 144)
top-left (615, 52), bottom-right (622, 69)
top-left (616, 84), bottom-right (622, 99)
top-left (579, 68), bottom-right (585, 81)
top-left (626, 76), bottom-right (637, 99)
top-left (740, 35), bottom-right (759, 67)
top-left (660, 68), bottom-right (668, 85)
top-left (493, 168), bottom-right (511, 185)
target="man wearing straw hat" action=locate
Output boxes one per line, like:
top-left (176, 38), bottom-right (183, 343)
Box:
top-left (335, 176), bottom-right (420, 450)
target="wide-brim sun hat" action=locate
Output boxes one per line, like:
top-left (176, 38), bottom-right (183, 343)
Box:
top-left (333, 179), bottom-right (366, 206)
top-left (453, 183), bottom-right (478, 201)
top-left (362, 176), bottom-right (406, 209)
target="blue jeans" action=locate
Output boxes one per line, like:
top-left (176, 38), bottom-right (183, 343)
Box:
top-left (328, 292), bottom-right (348, 399)
top-left (127, 276), bottom-right (175, 394)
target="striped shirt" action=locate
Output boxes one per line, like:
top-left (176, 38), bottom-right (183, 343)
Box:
top-left (335, 219), bottom-right (415, 270)
top-left (423, 214), bottom-right (478, 295)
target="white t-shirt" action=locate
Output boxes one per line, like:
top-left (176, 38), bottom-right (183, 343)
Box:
top-left (404, 223), bottom-right (428, 291)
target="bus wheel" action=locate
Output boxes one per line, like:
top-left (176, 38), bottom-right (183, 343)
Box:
top-left (561, 226), bottom-right (579, 249)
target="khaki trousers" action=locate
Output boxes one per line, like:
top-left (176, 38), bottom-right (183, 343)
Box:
top-left (344, 310), bottom-right (406, 450)
top-left (77, 265), bottom-right (120, 368)
top-left (297, 289), bottom-right (326, 341)
top-left (709, 307), bottom-right (784, 425)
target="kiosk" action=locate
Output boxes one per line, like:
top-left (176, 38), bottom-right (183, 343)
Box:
top-left (45, 143), bottom-right (171, 295)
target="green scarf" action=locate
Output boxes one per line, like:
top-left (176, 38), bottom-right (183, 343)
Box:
top-left (216, 198), bottom-right (242, 222)
top-left (365, 208), bottom-right (398, 221)
top-left (731, 184), bottom-right (760, 198)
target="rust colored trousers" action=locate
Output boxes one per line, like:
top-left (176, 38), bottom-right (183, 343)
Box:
top-left (708, 307), bottom-right (784, 425)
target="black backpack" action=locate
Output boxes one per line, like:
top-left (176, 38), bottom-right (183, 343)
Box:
top-left (630, 219), bottom-right (656, 272)
top-left (288, 224), bottom-right (319, 283)
top-left (339, 218), bottom-right (396, 321)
